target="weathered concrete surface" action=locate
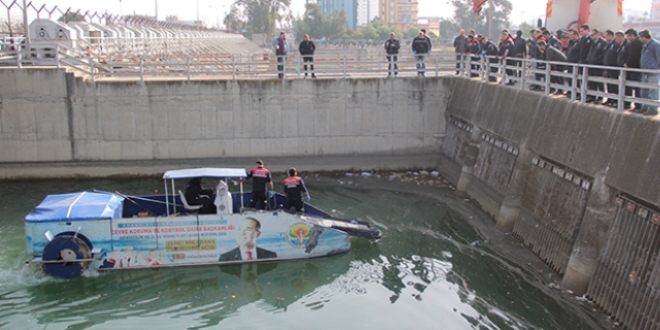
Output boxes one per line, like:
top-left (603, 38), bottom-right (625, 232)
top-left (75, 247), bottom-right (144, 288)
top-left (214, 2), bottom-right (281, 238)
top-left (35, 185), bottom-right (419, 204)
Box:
top-left (445, 77), bottom-right (660, 295)
top-left (448, 77), bottom-right (660, 207)
top-left (0, 68), bottom-right (72, 162)
top-left (0, 68), bottom-right (452, 164)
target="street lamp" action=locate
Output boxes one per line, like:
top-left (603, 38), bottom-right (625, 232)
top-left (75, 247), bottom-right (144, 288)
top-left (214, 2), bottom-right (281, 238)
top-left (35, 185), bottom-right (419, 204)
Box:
top-left (209, 5), bottom-right (226, 30)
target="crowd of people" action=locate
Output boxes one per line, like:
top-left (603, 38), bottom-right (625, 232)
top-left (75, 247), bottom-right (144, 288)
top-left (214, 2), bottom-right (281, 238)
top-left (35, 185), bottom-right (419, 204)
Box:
top-left (453, 26), bottom-right (660, 115)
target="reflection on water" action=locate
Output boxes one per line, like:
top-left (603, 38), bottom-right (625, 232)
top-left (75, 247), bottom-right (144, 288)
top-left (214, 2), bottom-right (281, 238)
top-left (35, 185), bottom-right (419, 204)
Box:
top-left (0, 175), bottom-right (618, 329)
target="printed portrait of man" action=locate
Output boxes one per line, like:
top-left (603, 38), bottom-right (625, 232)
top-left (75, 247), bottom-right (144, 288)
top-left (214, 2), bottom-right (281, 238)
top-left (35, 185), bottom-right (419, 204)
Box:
top-left (219, 217), bottom-right (277, 261)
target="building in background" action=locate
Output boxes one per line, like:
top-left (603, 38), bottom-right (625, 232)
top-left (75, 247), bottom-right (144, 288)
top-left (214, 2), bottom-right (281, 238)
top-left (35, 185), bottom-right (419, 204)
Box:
top-left (319, 0), bottom-right (358, 30)
top-left (379, 0), bottom-right (418, 32)
top-left (357, 0), bottom-right (378, 27)
top-left (653, 0), bottom-right (660, 20)
top-left (417, 16), bottom-right (441, 37)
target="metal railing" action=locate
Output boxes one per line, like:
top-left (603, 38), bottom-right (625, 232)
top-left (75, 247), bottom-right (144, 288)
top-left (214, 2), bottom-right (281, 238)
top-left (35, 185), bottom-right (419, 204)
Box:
top-left (457, 54), bottom-right (660, 113)
top-left (2, 46), bottom-right (659, 113)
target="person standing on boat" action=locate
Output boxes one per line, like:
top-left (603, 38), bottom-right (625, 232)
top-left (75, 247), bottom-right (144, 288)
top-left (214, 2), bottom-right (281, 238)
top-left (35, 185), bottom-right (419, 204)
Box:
top-left (283, 167), bottom-right (310, 212)
top-left (241, 160), bottom-right (274, 209)
top-left (219, 217), bottom-right (277, 261)
top-left (184, 178), bottom-right (215, 214)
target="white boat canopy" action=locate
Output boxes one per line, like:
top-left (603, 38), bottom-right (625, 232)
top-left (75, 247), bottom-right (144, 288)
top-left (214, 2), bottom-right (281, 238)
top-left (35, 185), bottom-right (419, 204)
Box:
top-left (162, 168), bottom-right (247, 180)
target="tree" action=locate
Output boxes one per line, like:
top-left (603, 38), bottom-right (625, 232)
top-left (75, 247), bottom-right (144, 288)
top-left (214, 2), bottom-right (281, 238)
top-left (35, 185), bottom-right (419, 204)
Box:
top-left (224, 0), bottom-right (292, 36)
top-left (450, 0), bottom-right (512, 41)
top-left (517, 21), bottom-right (536, 35)
top-left (59, 12), bottom-right (85, 23)
top-left (406, 27), bottom-right (421, 39)
top-left (292, 3), bottom-right (347, 42)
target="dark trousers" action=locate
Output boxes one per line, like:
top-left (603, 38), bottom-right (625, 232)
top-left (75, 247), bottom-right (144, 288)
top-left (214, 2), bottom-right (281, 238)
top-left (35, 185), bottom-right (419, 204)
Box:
top-left (536, 62), bottom-right (546, 83)
top-left (286, 198), bottom-right (303, 212)
top-left (607, 69), bottom-right (620, 98)
top-left (250, 191), bottom-right (267, 209)
top-left (277, 56), bottom-right (285, 79)
top-left (488, 59), bottom-right (498, 82)
top-left (587, 67), bottom-right (604, 96)
top-left (387, 55), bottom-right (398, 75)
top-left (550, 65), bottom-right (566, 92)
top-left (189, 196), bottom-right (215, 214)
top-left (626, 71), bottom-right (641, 108)
top-left (470, 55), bottom-right (480, 77)
top-left (505, 59), bottom-right (516, 81)
top-left (456, 54), bottom-right (463, 73)
top-left (515, 55), bottom-right (524, 77)
top-left (303, 56), bottom-right (314, 75)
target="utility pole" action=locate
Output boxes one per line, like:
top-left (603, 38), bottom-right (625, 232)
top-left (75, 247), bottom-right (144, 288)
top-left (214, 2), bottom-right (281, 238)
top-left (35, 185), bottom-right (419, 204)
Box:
top-left (488, 0), bottom-right (494, 41)
top-left (155, 0), bottom-right (158, 20)
top-left (22, 0), bottom-right (30, 59)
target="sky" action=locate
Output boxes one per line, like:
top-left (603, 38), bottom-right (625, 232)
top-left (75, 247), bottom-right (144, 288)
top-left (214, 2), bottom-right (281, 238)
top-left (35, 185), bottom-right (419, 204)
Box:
top-left (11, 0), bottom-right (654, 27)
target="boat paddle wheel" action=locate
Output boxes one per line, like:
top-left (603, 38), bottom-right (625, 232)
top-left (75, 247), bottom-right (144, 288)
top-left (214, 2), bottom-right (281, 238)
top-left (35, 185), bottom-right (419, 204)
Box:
top-left (42, 235), bottom-right (92, 278)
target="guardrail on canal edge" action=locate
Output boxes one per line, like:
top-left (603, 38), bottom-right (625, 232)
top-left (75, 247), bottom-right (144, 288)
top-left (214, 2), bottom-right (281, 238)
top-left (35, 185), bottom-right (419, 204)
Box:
top-left (2, 45), bottom-right (660, 113)
top-left (439, 77), bottom-right (660, 330)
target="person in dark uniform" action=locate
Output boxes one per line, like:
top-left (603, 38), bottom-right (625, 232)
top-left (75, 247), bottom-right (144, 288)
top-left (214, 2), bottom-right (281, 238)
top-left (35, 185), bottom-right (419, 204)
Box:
top-left (384, 32), bottom-right (400, 77)
top-left (298, 34), bottom-right (316, 78)
top-left (185, 178), bottom-right (215, 214)
top-left (513, 30), bottom-right (527, 78)
top-left (283, 167), bottom-right (310, 212)
top-left (625, 28), bottom-right (643, 110)
top-left (586, 29), bottom-right (608, 103)
top-left (481, 36), bottom-right (499, 82)
top-left (241, 160), bottom-right (273, 209)
top-left (602, 30), bottom-right (621, 106)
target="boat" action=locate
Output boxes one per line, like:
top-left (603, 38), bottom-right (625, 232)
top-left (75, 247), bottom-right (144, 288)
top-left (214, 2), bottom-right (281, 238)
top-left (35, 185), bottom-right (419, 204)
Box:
top-left (24, 168), bottom-right (382, 278)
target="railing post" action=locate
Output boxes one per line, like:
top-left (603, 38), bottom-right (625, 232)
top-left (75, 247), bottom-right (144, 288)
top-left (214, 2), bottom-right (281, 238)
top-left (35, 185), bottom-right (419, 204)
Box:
top-left (484, 57), bottom-right (490, 82)
top-left (500, 58), bottom-right (506, 85)
top-left (139, 58), bottom-right (144, 82)
top-left (580, 66), bottom-right (588, 104)
top-left (343, 54), bottom-right (347, 79)
top-left (90, 61), bottom-right (95, 83)
top-left (617, 68), bottom-right (626, 112)
top-left (520, 60), bottom-right (526, 90)
top-left (570, 64), bottom-right (578, 101)
top-left (55, 45), bottom-right (61, 69)
top-left (186, 57), bottom-right (191, 81)
top-left (544, 63), bottom-right (551, 95)
top-left (297, 55), bottom-right (301, 79)
top-left (232, 55), bottom-right (236, 81)
top-left (435, 55), bottom-right (439, 77)
top-left (16, 46), bottom-right (21, 68)
top-left (283, 56), bottom-right (287, 79)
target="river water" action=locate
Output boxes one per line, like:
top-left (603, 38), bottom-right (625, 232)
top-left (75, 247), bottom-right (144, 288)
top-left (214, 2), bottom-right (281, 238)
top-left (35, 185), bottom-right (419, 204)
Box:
top-left (0, 172), bottom-right (618, 330)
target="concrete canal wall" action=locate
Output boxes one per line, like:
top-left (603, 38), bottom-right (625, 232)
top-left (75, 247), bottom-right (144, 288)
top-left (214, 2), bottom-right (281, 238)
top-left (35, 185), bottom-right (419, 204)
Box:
top-left (2, 68), bottom-right (660, 329)
top-left (440, 77), bottom-right (660, 330)
top-left (0, 68), bottom-right (449, 163)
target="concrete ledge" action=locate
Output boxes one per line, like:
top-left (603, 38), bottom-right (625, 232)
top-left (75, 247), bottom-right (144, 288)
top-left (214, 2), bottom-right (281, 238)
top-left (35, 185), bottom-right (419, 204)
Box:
top-left (0, 153), bottom-right (441, 180)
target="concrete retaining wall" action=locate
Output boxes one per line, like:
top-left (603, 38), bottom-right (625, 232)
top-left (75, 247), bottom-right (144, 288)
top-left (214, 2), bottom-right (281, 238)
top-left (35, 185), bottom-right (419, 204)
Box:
top-left (441, 77), bottom-right (660, 329)
top-left (0, 69), bottom-right (72, 162)
top-left (0, 68), bottom-right (451, 163)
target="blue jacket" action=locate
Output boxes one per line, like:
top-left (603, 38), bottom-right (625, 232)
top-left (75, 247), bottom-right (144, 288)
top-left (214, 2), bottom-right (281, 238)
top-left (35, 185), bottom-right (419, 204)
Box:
top-left (641, 38), bottom-right (660, 70)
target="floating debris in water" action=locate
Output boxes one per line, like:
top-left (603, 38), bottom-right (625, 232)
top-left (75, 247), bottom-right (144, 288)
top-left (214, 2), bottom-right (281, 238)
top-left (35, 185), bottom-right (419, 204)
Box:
top-left (361, 172), bottom-right (372, 177)
top-left (470, 240), bottom-right (480, 246)
top-left (431, 171), bottom-right (439, 177)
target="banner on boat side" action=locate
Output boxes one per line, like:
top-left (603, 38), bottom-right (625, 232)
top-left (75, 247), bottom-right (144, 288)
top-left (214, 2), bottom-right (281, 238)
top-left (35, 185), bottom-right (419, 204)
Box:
top-left (92, 212), bottom-right (350, 270)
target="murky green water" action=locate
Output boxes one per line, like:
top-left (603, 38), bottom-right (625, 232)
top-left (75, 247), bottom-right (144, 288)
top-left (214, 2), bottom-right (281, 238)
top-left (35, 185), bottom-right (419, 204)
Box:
top-left (0, 173), bottom-right (617, 329)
